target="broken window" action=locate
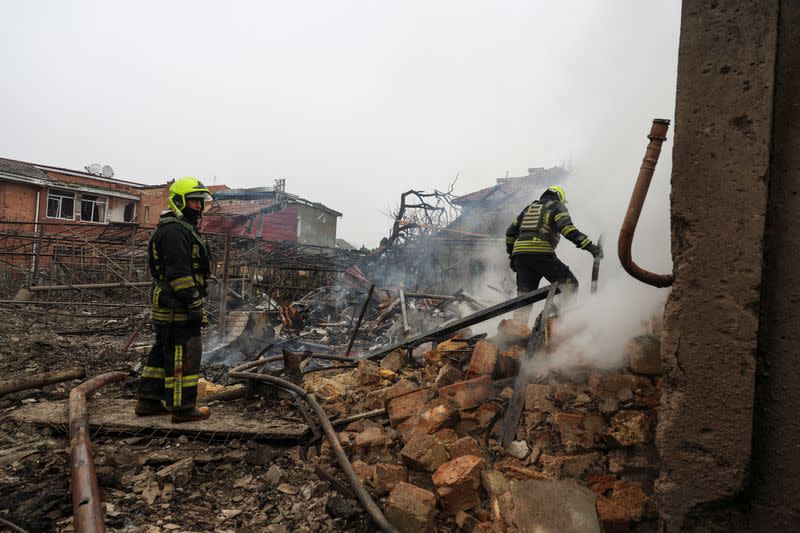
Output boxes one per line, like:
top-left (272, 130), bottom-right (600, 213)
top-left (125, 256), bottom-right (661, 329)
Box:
top-left (46, 189), bottom-right (75, 220)
top-left (145, 205), bottom-right (151, 224)
top-left (123, 202), bottom-right (135, 222)
top-left (80, 194), bottom-right (107, 223)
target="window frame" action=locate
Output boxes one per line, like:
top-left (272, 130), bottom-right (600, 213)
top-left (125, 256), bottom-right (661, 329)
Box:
top-left (80, 193), bottom-right (108, 223)
top-left (45, 189), bottom-right (75, 220)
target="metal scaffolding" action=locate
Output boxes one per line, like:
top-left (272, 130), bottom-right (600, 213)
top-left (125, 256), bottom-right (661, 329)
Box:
top-left (0, 219), bottom-right (365, 309)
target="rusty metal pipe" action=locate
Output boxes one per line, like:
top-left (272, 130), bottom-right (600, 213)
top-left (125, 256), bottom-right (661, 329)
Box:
top-left (228, 367), bottom-right (398, 533)
top-left (618, 118), bottom-right (675, 288)
top-left (0, 366), bottom-right (86, 396)
top-left (69, 372), bottom-right (127, 533)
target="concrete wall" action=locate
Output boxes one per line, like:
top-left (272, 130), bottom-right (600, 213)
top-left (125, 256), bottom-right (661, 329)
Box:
top-left (750, 0), bottom-right (800, 529)
top-left (657, 1), bottom-right (778, 530)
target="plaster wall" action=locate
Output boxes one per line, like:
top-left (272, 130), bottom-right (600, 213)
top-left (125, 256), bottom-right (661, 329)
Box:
top-left (294, 203), bottom-right (338, 247)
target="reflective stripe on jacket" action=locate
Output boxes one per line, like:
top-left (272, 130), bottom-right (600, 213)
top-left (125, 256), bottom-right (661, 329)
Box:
top-left (147, 213), bottom-right (211, 324)
top-left (505, 200), bottom-right (591, 256)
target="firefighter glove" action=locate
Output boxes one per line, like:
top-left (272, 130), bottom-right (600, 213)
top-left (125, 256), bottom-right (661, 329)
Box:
top-left (509, 256), bottom-right (517, 272)
top-left (587, 243), bottom-right (603, 258)
top-left (187, 308), bottom-right (204, 326)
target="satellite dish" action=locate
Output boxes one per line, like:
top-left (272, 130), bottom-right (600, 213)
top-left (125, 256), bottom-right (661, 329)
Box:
top-left (101, 165), bottom-right (114, 178)
top-left (85, 163), bottom-right (102, 175)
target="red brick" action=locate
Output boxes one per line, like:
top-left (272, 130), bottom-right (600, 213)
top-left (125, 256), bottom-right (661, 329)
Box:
top-left (523, 383), bottom-right (554, 412)
top-left (425, 339), bottom-right (469, 365)
top-left (608, 445), bottom-right (660, 474)
top-left (384, 380), bottom-right (418, 401)
top-left (587, 372), bottom-right (653, 404)
top-left (539, 452), bottom-right (600, 479)
top-left (385, 482), bottom-right (437, 533)
top-left (320, 431), bottom-right (353, 457)
top-left (435, 362), bottom-right (465, 386)
top-left (356, 359), bottom-right (382, 386)
top-left (455, 511), bottom-right (493, 533)
top-left (432, 455), bottom-right (485, 515)
top-left (351, 460), bottom-right (375, 486)
top-left (365, 379), bottom-right (418, 410)
top-left (586, 473), bottom-right (617, 495)
top-left (380, 349), bottom-right (406, 372)
top-left (457, 401), bottom-right (502, 435)
top-left (496, 346), bottom-right (525, 378)
top-left (400, 433), bottom-right (450, 472)
top-left (439, 376), bottom-right (494, 410)
top-left (604, 410), bottom-right (650, 447)
top-left (466, 340), bottom-right (498, 378)
top-left (496, 319), bottom-right (531, 345)
top-left (626, 335), bottom-right (662, 375)
top-left (632, 378), bottom-right (661, 409)
top-left (373, 463), bottom-right (408, 495)
top-left (353, 426), bottom-right (389, 459)
top-left (554, 412), bottom-right (607, 449)
top-left (595, 480), bottom-right (648, 532)
top-left (387, 388), bottom-right (436, 427)
top-left (411, 399), bottom-right (458, 435)
top-left (433, 428), bottom-right (458, 447)
top-left (449, 436), bottom-right (482, 459)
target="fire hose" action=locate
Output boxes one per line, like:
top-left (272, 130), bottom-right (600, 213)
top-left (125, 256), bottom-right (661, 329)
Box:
top-left (618, 118), bottom-right (675, 288)
top-left (228, 365), bottom-right (399, 533)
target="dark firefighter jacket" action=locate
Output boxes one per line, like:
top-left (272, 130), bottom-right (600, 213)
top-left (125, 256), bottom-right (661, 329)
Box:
top-left (148, 212), bottom-right (210, 324)
top-left (505, 199), bottom-right (591, 256)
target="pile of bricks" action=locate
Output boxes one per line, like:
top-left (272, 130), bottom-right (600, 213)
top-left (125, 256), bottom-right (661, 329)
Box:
top-left (306, 318), bottom-right (663, 532)
top-left (223, 310), bottom-right (252, 343)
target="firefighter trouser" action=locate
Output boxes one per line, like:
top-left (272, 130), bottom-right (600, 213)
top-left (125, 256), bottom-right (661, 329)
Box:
top-left (137, 323), bottom-right (202, 411)
top-left (511, 253), bottom-right (578, 321)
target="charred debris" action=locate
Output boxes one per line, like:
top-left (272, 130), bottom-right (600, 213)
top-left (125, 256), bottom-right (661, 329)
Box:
top-left (0, 182), bottom-right (663, 532)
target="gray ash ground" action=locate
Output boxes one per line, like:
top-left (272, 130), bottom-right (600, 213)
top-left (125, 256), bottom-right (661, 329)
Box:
top-left (0, 309), bottom-right (385, 533)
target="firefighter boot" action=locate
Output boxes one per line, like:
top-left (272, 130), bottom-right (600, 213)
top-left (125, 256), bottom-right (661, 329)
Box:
top-left (134, 398), bottom-right (168, 416)
top-left (171, 406), bottom-right (211, 423)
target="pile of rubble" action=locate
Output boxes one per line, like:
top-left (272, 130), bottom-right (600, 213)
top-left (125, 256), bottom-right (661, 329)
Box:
top-left (286, 315), bottom-right (663, 532)
top-left (0, 277), bottom-right (664, 532)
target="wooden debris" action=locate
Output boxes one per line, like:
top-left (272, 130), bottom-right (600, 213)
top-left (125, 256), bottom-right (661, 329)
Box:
top-left (11, 399), bottom-right (308, 440)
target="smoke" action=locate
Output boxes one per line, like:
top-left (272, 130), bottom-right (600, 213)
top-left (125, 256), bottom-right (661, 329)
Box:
top-left (441, 82), bottom-right (676, 375)
top-left (360, 1), bottom-right (680, 373)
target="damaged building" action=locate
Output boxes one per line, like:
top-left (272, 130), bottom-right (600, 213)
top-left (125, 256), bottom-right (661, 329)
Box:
top-left (1, 2), bottom-right (800, 533)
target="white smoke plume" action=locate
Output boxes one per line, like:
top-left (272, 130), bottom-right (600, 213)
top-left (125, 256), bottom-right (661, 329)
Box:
top-left (459, 120), bottom-right (675, 375)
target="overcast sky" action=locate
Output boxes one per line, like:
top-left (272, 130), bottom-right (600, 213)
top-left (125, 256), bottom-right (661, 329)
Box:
top-left (2, 1), bottom-right (681, 248)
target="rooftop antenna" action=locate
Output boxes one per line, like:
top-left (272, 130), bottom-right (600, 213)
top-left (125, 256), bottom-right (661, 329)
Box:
top-left (101, 165), bottom-right (114, 178)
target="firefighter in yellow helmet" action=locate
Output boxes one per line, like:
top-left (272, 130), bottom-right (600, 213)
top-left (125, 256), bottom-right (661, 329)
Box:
top-left (135, 177), bottom-right (213, 423)
top-left (505, 185), bottom-right (601, 296)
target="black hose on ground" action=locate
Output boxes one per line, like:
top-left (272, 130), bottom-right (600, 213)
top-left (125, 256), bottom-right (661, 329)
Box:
top-left (227, 367), bottom-right (398, 533)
